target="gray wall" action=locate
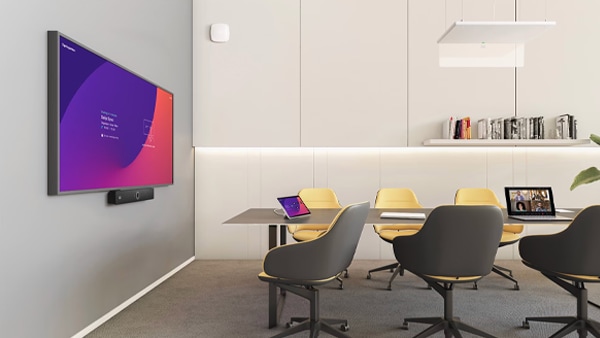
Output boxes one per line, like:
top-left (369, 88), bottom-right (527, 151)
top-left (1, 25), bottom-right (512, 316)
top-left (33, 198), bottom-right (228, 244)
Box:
top-left (0, 1), bottom-right (194, 337)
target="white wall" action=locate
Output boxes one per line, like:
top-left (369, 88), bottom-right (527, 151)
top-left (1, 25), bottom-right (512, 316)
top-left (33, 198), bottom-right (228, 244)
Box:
top-left (0, 1), bottom-right (194, 337)
top-left (195, 147), bottom-right (600, 261)
top-left (193, 0), bottom-right (600, 262)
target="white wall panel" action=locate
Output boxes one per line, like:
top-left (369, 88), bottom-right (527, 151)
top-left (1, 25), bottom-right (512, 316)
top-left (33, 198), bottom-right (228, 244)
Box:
top-left (324, 149), bottom-right (382, 259)
top-left (193, 0), bottom-right (300, 146)
top-left (408, 0), bottom-right (515, 146)
top-left (195, 149), bottom-right (260, 259)
top-left (517, 0), bottom-right (600, 141)
top-left (301, 0), bottom-right (408, 146)
top-left (196, 147), bottom-right (597, 260)
top-left (380, 148), bottom-right (488, 207)
top-left (257, 148), bottom-right (315, 247)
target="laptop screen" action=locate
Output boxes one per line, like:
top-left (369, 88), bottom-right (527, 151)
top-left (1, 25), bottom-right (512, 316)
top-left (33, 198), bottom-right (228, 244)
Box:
top-left (277, 195), bottom-right (311, 219)
top-left (504, 187), bottom-right (556, 216)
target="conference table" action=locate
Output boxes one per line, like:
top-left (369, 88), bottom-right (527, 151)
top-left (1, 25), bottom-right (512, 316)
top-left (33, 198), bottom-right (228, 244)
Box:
top-left (223, 208), bottom-right (431, 249)
top-left (223, 207), bottom-right (578, 328)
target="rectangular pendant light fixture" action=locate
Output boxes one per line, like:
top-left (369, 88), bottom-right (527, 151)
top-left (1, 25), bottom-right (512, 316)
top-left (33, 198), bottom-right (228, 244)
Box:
top-left (438, 21), bottom-right (556, 67)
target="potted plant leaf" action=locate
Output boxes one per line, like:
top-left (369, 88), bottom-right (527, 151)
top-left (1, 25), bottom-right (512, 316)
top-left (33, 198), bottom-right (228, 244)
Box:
top-left (570, 134), bottom-right (600, 190)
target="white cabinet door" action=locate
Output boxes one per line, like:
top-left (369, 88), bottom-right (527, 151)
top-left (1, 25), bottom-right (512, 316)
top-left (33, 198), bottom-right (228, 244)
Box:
top-left (408, 0), bottom-right (515, 146)
top-left (193, 0), bottom-right (300, 147)
top-left (300, 0), bottom-right (408, 147)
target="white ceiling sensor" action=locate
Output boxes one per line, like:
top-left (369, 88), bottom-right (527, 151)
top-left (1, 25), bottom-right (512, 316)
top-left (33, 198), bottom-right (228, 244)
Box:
top-left (438, 21), bottom-right (556, 44)
top-left (210, 23), bottom-right (230, 43)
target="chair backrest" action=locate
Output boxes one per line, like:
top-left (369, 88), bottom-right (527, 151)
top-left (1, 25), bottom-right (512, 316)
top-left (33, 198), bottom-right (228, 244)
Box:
top-left (454, 188), bottom-right (503, 207)
top-left (299, 188), bottom-right (341, 208)
top-left (291, 188), bottom-right (342, 232)
top-left (519, 205), bottom-right (600, 276)
top-left (264, 201), bottom-right (370, 281)
top-left (455, 187), bottom-right (523, 234)
top-left (375, 188), bottom-right (422, 208)
top-left (374, 188), bottom-right (423, 233)
top-left (393, 205), bottom-right (504, 277)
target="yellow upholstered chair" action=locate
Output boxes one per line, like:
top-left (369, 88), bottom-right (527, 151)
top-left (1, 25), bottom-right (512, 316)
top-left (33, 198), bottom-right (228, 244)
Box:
top-left (454, 187), bottom-right (523, 290)
top-left (287, 188), bottom-right (342, 242)
top-left (519, 205), bottom-right (600, 337)
top-left (367, 188), bottom-right (423, 290)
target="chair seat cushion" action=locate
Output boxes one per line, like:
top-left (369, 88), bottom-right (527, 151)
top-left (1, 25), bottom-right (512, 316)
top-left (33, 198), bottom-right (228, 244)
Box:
top-left (258, 271), bottom-right (337, 286)
top-left (379, 229), bottom-right (420, 243)
top-left (522, 260), bottom-right (600, 283)
top-left (292, 230), bottom-right (325, 242)
top-left (422, 274), bottom-right (482, 283)
top-left (501, 231), bottom-right (521, 245)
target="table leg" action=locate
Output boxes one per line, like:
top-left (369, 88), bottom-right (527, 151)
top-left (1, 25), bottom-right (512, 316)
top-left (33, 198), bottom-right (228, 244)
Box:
top-left (268, 225), bottom-right (277, 249)
top-left (268, 225), bottom-right (278, 328)
top-left (279, 225), bottom-right (287, 246)
top-left (269, 283), bottom-right (277, 328)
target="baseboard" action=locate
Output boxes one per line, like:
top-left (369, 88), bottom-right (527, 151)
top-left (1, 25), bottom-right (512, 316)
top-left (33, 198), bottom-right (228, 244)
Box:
top-left (71, 256), bottom-right (195, 338)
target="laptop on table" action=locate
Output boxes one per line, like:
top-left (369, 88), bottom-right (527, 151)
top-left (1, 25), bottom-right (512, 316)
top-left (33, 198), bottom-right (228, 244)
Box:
top-left (504, 187), bottom-right (573, 221)
top-left (277, 195), bottom-right (311, 219)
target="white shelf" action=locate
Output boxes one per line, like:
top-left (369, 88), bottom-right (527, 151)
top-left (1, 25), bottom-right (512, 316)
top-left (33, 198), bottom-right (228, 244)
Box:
top-left (423, 139), bottom-right (591, 147)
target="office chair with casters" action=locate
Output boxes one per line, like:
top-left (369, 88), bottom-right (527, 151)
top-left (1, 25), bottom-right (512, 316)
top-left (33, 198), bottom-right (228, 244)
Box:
top-left (454, 187), bottom-right (523, 290)
top-left (287, 188), bottom-right (342, 241)
top-left (393, 205), bottom-right (504, 338)
top-left (287, 188), bottom-right (348, 287)
top-left (367, 188), bottom-right (423, 290)
top-left (519, 205), bottom-right (600, 338)
top-left (258, 201), bottom-right (370, 338)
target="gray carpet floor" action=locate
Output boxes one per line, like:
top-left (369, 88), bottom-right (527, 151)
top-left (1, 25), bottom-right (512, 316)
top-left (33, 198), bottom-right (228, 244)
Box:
top-left (86, 260), bottom-right (600, 337)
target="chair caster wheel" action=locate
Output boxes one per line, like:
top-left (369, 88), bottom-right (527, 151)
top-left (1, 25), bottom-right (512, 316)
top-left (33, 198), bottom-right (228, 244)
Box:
top-left (514, 284), bottom-right (520, 290)
top-left (522, 321), bottom-right (530, 329)
top-left (344, 271), bottom-right (349, 278)
top-left (472, 282), bottom-right (478, 290)
top-left (401, 322), bottom-right (409, 330)
top-left (340, 324), bottom-right (349, 332)
top-left (366, 273), bottom-right (372, 279)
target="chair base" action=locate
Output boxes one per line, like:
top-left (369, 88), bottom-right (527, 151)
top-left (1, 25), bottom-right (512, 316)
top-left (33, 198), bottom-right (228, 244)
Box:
top-left (402, 316), bottom-right (496, 338)
top-left (269, 282), bottom-right (350, 338)
top-left (366, 262), bottom-right (403, 290)
top-left (521, 269), bottom-right (600, 338)
top-left (473, 264), bottom-right (519, 290)
top-left (523, 317), bottom-right (600, 338)
top-left (273, 317), bottom-right (349, 338)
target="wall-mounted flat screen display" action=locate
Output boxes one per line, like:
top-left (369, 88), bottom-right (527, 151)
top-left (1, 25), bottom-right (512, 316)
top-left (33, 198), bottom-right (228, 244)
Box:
top-left (48, 31), bottom-right (173, 195)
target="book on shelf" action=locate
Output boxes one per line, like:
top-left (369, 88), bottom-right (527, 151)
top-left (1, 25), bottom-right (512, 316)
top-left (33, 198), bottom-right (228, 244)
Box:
top-left (444, 115), bottom-right (547, 140)
top-left (443, 116), bottom-right (472, 139)
top-left (555, 114), bottom-right (577, 139)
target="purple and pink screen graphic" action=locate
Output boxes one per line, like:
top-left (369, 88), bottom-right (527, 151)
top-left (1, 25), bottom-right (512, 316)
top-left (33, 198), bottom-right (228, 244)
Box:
top-left (58, 36), bottom-right (173, 192)
top-left (279, 196), bottom-right (311, 217)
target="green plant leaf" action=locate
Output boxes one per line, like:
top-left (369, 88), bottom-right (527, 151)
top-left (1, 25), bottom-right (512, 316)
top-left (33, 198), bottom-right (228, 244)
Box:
top-left (570, 166), bottom-right (600, 190)
top-left (591, 134), bottom-right (600, 146)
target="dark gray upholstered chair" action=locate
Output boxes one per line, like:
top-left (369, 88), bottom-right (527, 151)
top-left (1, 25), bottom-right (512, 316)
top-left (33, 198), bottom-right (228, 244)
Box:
top-left (519, 205), bottom-right (600, 338)
top-left (258, 201), bottom-right (369, 338)
top-left (393, 205), bottom-right (504, 338)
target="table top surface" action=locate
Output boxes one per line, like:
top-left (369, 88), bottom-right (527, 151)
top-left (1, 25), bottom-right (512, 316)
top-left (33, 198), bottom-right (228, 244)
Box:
top-left (223, 207), bottom-right (580, 225)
